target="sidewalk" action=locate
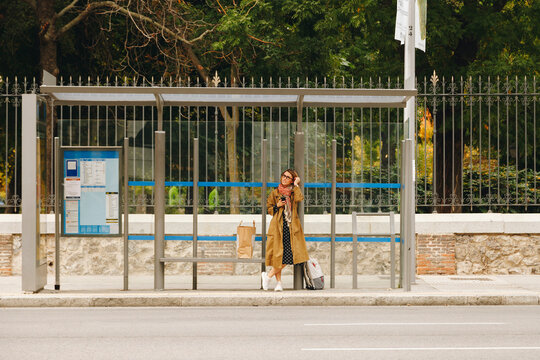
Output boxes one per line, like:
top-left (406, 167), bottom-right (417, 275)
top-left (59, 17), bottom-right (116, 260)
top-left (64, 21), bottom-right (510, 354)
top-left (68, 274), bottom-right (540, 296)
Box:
top-left (1, 275), bottom-right (539, 307)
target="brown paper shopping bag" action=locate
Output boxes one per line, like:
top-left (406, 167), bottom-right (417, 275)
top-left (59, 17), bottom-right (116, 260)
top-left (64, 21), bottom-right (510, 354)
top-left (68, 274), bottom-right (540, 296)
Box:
top-left (237, 220), bottom-right (256, 259)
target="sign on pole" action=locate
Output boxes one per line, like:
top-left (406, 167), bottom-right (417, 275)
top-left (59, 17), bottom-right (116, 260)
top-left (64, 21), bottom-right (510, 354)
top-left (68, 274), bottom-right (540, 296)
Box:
top-left (395, 0), bottom-right (427, 52)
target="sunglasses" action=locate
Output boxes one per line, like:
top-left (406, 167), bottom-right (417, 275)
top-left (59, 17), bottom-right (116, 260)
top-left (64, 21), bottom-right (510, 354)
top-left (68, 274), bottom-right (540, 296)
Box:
top-left (282, 174), bottom-right (293, 180)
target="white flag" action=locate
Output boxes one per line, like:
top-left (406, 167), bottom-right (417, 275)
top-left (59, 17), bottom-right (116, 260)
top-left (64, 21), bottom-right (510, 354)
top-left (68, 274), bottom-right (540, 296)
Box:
top-left (395, 0), bottom-right (426, 52)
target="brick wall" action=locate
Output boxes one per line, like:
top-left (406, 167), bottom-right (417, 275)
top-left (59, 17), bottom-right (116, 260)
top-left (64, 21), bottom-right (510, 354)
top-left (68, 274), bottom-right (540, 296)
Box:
top-left (416, 234), bottom-right (456, 275)
top-left (197, 241), bottom-right (236, 275)
top-left (0, 235), bottom-right (13, 276)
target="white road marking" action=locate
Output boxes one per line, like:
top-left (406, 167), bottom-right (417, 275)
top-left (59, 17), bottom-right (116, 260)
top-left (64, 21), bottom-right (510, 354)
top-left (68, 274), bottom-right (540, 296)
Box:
top-left (304, 322), bottom-right (505, 326)
top-left (302, 347), bottom-right (540, 351)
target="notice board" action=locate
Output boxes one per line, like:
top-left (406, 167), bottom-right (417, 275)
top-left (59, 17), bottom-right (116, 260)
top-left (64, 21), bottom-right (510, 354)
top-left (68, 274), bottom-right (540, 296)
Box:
top-left (61, 148), bottom-right (122, 236)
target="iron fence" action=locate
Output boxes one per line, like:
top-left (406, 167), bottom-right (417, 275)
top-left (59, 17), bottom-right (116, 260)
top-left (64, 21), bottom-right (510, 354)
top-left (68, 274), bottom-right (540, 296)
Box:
top-left (0, 74), bottom-right (538, 214)
top-left (417, 73), bottom-right (539, 213)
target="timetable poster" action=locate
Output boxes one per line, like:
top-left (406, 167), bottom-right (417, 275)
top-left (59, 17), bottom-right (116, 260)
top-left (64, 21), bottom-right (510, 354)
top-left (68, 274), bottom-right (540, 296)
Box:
top-left (62, 150), bottom-right (120, 236)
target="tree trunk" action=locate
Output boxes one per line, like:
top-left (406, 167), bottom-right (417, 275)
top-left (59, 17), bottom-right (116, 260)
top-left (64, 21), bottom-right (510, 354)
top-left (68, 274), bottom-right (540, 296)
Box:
top-left (37, 0), bottom-right (59, 77)
top-left (226, 105), bottom-right (240, 213)
top-left (434, 110), bottom-right (463, 213)
top-left (183, 43), bottom-right (241, 213)
top-left (226, 66), bottom-right (240, 213)
top-left (37, 0), bottom-right (59, 208)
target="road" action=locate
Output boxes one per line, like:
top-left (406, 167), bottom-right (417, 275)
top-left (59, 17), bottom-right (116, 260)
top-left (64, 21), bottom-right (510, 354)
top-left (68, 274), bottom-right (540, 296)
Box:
top-left (1, 306), bottom-right (539, 360)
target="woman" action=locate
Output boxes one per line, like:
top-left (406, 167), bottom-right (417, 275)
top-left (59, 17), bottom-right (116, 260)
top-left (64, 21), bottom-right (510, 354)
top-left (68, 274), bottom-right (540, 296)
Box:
top-left (261, 169), bottom-right (309, 291)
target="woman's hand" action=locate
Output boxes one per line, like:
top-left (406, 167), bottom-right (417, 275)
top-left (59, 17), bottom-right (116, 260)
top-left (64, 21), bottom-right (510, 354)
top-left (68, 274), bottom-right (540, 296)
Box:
top-left (294, 176), bottom-right (301, 186)
top-left (277, 199), bottom-right (285, 207)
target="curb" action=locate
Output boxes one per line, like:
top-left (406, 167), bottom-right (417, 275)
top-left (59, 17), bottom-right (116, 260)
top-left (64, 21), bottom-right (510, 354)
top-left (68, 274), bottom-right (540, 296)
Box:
top-left (1, 293), bottom-right (539, 307)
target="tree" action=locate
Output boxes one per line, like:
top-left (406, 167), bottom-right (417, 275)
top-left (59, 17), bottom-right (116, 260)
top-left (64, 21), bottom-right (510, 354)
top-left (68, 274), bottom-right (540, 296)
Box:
top-left (2, 0), bottom-right (539, 214)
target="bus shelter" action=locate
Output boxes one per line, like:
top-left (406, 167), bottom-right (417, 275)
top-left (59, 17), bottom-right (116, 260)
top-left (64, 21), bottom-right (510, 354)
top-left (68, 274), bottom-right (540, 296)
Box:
top-left (22, 82), bottom-right (416, 292)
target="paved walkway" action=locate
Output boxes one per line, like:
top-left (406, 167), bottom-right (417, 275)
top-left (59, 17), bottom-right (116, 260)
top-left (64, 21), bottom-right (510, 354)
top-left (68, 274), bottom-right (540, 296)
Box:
top-left (1, 275), bottom-right (539, 307)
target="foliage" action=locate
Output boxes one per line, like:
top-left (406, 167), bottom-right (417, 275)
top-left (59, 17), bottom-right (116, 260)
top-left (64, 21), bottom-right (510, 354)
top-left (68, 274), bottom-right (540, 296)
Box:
top-left (0, 148), bottom-right (15, 203)
top-left (2, 1), bottom-right (538, 79)
top-left (416, 105), bottom-right (433, 183)
top-left (416, 165), bottom-right (540, 213)
top-left (208, 188), bottom-right (219, 212)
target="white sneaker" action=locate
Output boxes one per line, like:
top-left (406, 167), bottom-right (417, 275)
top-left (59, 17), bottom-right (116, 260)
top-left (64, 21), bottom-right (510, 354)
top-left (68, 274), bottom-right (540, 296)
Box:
top-left (274, 281), bottom-right (283, 292)
top-left (261, 272), bottom-right (270, 290)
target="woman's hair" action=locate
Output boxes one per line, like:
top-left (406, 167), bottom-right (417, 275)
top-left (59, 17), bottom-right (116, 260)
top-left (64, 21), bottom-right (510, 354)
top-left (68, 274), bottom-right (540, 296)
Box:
top-left (281, 168), bottom-right (298, 180)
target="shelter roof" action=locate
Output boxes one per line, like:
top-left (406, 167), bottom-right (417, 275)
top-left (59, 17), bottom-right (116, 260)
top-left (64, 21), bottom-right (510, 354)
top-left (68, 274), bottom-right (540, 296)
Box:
top-left (40, 86), bottom-right (416, 108)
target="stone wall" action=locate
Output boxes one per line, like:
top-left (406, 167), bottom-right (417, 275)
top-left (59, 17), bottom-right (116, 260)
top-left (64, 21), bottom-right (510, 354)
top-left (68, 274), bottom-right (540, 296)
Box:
top-left (5, 233), bottom-right (540, 276)
top-left (0, 235), bottom-right (12, 276)
top-left (9, 235), bottom-right (399, 276)
top-left (456, 234), bottom-right (540, 275)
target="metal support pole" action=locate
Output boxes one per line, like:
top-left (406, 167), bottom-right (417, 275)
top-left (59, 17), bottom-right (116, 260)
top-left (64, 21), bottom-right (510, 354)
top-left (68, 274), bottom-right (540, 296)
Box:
top-left (261, 139), bottom-right (268, 276)
top-left (401, 139), bottom-right (412, 291)
top-left (293, 131), bottom-right (305, 290)
top-left (404, 0), bottom-right (417, 285)
top-left (405, 139), bottom-right (414, 290)
top-left (390, 211), bottom-right (396, 289)
top-left (22, 94), bottom-right (46, 293)
top-left (292, 97), bottom-right (305, 290)
top-left (54, 137), bottom-right (60, 291)
top-left (155, 94), bottom-right (164, 132)
top-left (123, 137), bottom-right (129, 291)
top-left (330, 140), bottom-right (336, 288)
top-left (154, 131), bottom-right (165, 290)
top-left (351, 212), bottom-right (358, 289)
top-left (193, 138), bottom-right (199, 290)
top-left (399, 142), bottom-right (405, 289)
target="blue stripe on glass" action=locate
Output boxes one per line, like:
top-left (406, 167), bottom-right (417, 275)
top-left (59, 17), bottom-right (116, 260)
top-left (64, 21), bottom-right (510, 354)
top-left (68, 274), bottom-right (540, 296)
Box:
top-left (166, 182), bottom-right (194, 186)
top-left (128, 181), bottom-right (155, 186)
top-left (199, 182), bottom-right (262, 187)
top-left (129, 181), bottom-right (400, 189)
top-left (336, 183), bottom-right (401, 189)
top-left (128, 235), bottom-right (400, 243)
top-left (128, 181), bottom-right (195, 187)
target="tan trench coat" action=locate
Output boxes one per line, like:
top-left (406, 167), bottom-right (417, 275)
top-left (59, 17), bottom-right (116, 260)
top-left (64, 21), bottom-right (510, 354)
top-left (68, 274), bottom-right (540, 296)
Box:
top-left (265, 186), bottom-right (309, 268)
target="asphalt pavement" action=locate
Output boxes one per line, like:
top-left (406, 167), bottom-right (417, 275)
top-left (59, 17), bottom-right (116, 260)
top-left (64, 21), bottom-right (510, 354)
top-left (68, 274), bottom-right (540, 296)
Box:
top-left (1, 306), bottom-right (539, 359)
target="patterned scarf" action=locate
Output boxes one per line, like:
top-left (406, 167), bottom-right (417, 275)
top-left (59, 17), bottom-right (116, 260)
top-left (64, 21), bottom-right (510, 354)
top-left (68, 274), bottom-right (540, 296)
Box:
top-left (278, 184), bottom-right (293, 226)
